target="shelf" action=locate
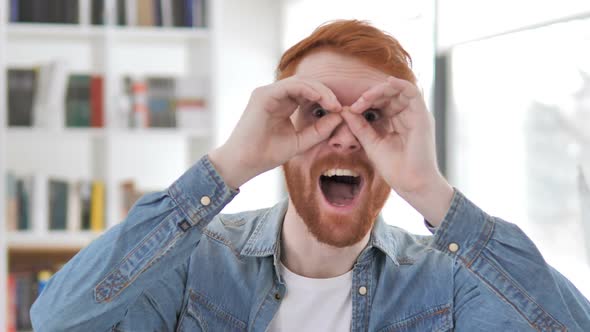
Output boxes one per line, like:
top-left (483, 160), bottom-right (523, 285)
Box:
top-left (7, 23), bottom-right (209, 43)
top-left (7, 23), bottom-right (104, 40)
top-left (7, 231), bottom-right (100, 252)
top-left (6, 127), bottom-right (212, 139)
top-left (112, 26), bottom-right (210, 42)
top-left (7, 127), bottom-right (106, 139)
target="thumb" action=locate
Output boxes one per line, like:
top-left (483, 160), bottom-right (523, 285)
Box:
top-left (296, 113), bottom-right (342, 153)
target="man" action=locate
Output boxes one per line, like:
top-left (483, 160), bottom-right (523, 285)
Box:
top-left (32, 20), bottom-right (590, 331)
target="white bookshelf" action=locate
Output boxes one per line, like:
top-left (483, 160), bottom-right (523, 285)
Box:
top-left (0, 0), bottom-right (282, 328)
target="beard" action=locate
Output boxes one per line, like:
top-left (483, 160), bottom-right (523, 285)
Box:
top-left (283, 153), bottom-right (391, 248)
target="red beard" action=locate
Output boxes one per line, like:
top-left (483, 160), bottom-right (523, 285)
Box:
top-left (283, 153), bottom-right (391, 248)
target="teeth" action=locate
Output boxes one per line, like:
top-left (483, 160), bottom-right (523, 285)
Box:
top-left (322, 168), bottom-right (359, 177)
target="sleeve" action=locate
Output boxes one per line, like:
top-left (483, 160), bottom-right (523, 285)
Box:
top-left (30, 156), bottom-right (238, 332)
top-left (431, 189), bottom-right (590, 331)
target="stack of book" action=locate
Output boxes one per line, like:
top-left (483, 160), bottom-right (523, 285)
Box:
top-left (10, 0), bottom-right (79, 24)
top-left (7, 64), bottom-right (104, 129)
top-left (119, 75), bottom-right (209, 129)
top-left (112, 0), bottom-right (208, 27)
top-left (10, 0), bottom-right (208, 27)
top-left (7, 268), bottom-right (62, 332)
top-left (5, 172), bottom-right (106, 232)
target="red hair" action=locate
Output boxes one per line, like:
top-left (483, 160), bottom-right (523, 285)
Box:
top-left (277, 20), bottom-right (416, 83)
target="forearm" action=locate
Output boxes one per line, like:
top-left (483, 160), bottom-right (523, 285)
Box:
top-left (30, 156), bottom-right (238, 331)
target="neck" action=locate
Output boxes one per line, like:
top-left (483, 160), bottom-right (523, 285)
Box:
top-left (280, 199), bottom-right (371, 278)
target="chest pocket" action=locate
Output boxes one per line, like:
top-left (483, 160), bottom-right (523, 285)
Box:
top-left (176, 289), bottom-right (247, 332)
top-left (377, 304), bottom-right (452, 332)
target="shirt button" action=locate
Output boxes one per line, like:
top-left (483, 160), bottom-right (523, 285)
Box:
top-left (274, 293), bottom-right (282, 300)
top-left (448, 242), bottom-right (460, 253)
top-left (200, 196), bottom-right (211, 206)
top-left (358, 286), bottom-right (367, 295)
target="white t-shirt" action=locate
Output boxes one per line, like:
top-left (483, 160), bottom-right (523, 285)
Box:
top-left (267, 263), bottom-right (352, 331)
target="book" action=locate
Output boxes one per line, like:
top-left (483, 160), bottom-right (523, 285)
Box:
top-left (6, 274), bottom-right (16, 332)
top-left (120, 180), bottom-right (147, 218)
top-left (15, 177), bottom-right (32, 230)
top-left (90, 180), bottom-right (105, 232)
top-left (5, 172), bottom-right (19, 231)
top-left (126, 0), bottom-right (138, 26)
top-left (147, 77), bottom-right (176, 127)
top-left (14, 0), bottom-right (78, 23)
top-left (137, 0), bottom-right (155, 26)
top-left (117, 0), bottom-right (127, 25)
top-left (14, 272), bottom-right (34, 330)
top-left (91, 0), bottom-right (105, 25)
top-left (90, 75), bottom-right (104, 127)
top-left (10, 0), bottom-right (19, 22)
top-left (160, 0), bottom-right (173, 27)
top-left (80, 180), bottom-right (92, 230)
top-left (67, 180), bottom-right (81, 232)
top-left (65, 74), bottom-right (92, 127)
top-left (131, 77), bottom-right (149, 128)
top-left (48, 179), bottom-right (69, 230)
top-left (7, 68), bottom-right (37, 126)
top-left (32, 59), bottom-right (69, 129)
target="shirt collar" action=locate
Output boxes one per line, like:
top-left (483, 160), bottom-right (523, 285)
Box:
top-left (240, 198), bottom-right (400, 266)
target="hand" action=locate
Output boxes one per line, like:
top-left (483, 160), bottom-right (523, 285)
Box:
top-left (341, 76), bottom-right (453, 225)
top-left (209, 77), bottom-right (343, 189)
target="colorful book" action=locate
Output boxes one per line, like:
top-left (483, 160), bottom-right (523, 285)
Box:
top-left (80, 180), bottom-right (92, 230)
top-left (65, 74), bottom-right (92, 127)
top-left (137, 0), bottom-right (155, 26)
top-left (67, 180), bottom-right (81, 232)
top-left (48, 179), bottom-right (69, 230)
top-left (90, 75), bottom-right (104, 127)
top-left (7, 68), bottom-right (37, 126)
top-left (90, 180), bottom-right (105, 232)
top-left (7, 274), bottom-right (16, 332)
top-left (5, 172), bottom-right (18, 231)
top-left (15, 177), bottom-right (32, 230)
top-left (32, 59), bottom-right (68, 129)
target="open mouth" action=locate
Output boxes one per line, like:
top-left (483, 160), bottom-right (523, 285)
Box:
top-left (319, 168), bottom-right (363, 207)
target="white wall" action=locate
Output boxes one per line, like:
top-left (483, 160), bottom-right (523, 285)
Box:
top-left (212, 0), bottom-right (283, 213)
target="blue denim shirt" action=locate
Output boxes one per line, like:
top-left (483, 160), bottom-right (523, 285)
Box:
top-left (31, 156), bottom-right (590, 331)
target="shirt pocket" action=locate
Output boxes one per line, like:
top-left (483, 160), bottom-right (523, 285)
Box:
top-left (176, 288), bottom-right (247, 332)
top-left (377, 304), bottom-right (452, 332)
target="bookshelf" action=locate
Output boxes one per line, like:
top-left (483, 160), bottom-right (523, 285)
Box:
top-left (1, 0), bottom-right (283, 329)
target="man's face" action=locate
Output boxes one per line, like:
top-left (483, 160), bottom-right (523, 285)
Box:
top-left (283, 50), bottom-right (392, 248)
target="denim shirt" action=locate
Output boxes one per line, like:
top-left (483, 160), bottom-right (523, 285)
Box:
top-left (31, 156), bottom-right (590, 331)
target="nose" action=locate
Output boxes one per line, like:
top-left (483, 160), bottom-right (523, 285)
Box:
top-left (328, 122), bottom-right (360, 153)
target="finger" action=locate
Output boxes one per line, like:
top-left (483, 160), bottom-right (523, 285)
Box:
top-left (296, 113), bottom-right (343, 153)
top-left (386, 76), bottom-right (419, 99)
top-left (341, 110), bottom-right (381, 149)
top-left (270, 80), bottom-right (321, 114)
top-left (392, 114), bottom-right (409, 135)
top-left (350, 81), bottom-right (403, 114)
top-left (304, 80), bottom-right (342, 112)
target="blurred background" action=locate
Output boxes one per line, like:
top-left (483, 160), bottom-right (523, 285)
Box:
top-left (1, 0), bottom-right (589, 329)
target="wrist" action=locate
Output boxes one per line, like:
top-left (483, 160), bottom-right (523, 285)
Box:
top-left (208, 145), bottom-right (254, 190)
top-left (399, 175), bottom-right (454, 227)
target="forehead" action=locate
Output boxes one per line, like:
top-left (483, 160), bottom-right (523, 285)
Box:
top-left (294, 50), bottom-right (388, 105)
